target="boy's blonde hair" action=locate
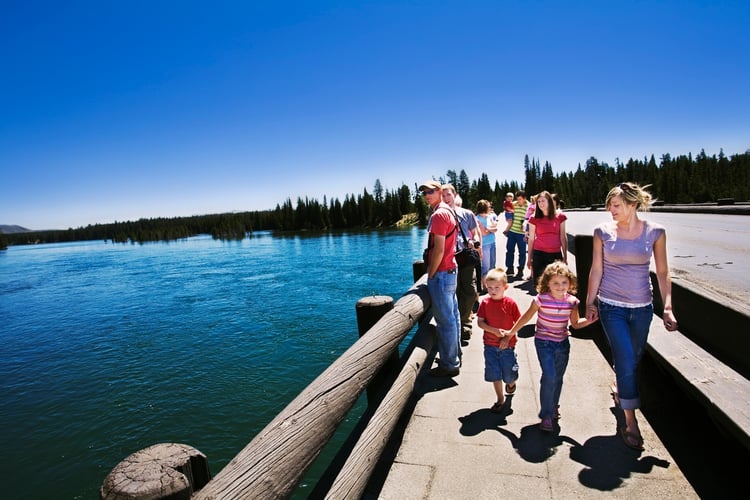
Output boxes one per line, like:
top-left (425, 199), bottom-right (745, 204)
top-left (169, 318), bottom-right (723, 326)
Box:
top-left (485, 268), bottom-right (508, 285)
top-left (537, 261), bottom-right (578, 294)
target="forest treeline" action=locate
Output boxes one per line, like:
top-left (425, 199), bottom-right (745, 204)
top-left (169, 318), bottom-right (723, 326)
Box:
top-left (2, 149), bottom-right (748, 248)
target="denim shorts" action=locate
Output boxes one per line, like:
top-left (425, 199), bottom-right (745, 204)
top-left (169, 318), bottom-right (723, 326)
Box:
top-left (484, 345), bottom-right (519, 383)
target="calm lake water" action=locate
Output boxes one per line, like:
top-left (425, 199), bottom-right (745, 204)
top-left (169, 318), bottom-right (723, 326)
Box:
top-left (0, 228), bottom-right (426, 499)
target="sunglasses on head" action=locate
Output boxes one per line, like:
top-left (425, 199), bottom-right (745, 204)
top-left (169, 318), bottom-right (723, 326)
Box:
top-left (617, 182), bottom-right (634, 192)
top-left (421, 189), bottom-right (437, 195)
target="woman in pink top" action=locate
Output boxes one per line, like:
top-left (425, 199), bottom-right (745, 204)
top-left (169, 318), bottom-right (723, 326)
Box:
top-left (527, 191), bottom-right (567, 287)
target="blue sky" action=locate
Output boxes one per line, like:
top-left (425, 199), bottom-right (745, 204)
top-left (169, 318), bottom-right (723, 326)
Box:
top-left (2, 0), bottom-right (749, 230)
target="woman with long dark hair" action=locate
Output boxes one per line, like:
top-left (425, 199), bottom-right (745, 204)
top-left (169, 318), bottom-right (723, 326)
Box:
top-left (527, 190), bottom-right (567, 287)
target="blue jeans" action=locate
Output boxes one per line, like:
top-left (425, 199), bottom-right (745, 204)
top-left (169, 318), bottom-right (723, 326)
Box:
top-left (481, 242), bottom-right (496, 279)
top-left (505, 231), bottom-right (527, 272)
top-left (427, 270), bottom-right (461, 370)
top-left (534, 338), bottom-right (570, 419)
top-left (484, 346), bottom-right (519, 383)
top-left (597, 301), bottom-right (654, 410)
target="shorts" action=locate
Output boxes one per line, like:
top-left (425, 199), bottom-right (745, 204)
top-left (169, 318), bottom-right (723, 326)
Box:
top-left (504, 212), bottom-right (514, 221)
top-left (484, 345), bottom-right (519, 383)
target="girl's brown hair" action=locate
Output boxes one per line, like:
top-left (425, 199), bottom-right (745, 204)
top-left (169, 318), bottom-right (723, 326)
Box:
top-left (534, 191), bottom-right (556, 220)
top-left (537, 261), bottom-right (578, 295)
top-left (475, 199), bottom-right (491, 214)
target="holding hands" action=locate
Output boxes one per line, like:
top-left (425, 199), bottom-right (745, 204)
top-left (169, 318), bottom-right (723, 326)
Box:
top-left (497, 329), bottom-right (514, 349)
top-left (585, 303), bottom-right (598, 322)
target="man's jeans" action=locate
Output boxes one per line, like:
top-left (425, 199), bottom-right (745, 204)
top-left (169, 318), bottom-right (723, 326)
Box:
top-left (505, 231), bottom-right (527, 273)
top-left (598, 301), bottom-right (654, 410)
top-left (534, 337), bottom-right (570, 419)
top-left (427, 270), bottom-right (461, 370)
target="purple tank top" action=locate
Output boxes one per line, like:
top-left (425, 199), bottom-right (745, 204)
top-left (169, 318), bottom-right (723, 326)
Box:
top-left (595, 220), bottom-right (665, 306)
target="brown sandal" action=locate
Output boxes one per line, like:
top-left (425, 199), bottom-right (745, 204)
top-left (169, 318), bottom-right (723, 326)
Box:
top-left (620, 427), bottom-right (644, 451)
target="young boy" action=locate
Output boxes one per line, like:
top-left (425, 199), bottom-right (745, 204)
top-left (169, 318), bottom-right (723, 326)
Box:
top-left (476, 268), bottom-right (522, 413)
top-left (502, 192), bottom-right (515, 235)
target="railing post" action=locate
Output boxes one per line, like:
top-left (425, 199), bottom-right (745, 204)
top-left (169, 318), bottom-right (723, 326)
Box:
top-left (572, 234), bottom-right (593, 314)
top-left (100, 443), bottom-right (210, 500)
top-left (413, 259), bottom-right (427, 282)
top-left (356, 295), bottom-right (398, 407)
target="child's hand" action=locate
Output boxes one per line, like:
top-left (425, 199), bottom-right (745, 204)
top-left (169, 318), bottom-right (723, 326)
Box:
top-left (498, 332), bottom-right (514, 349)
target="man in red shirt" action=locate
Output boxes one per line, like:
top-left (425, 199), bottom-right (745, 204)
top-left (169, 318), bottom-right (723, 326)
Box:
top-left (421, 179), bottom-right (461, 377)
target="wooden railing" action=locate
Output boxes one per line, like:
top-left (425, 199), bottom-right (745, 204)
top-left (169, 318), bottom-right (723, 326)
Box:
top-left (101, 240), bottom-right (750, 498)
top-left (101, 264), bottom-right (433, 499)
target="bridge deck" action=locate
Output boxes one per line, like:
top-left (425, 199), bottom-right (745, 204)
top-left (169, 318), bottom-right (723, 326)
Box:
top-left (376, 276), bottom-right (697, 499)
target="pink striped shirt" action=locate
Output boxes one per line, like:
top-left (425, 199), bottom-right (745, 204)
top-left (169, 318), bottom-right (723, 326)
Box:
top-left (534, 292), bottom-right (579, 342)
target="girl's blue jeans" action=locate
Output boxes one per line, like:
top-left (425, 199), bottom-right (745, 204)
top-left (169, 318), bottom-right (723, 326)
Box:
top-left (534, 337), bottom-right (570, 419)
top-left (597, 301), bottom-right (654, 410)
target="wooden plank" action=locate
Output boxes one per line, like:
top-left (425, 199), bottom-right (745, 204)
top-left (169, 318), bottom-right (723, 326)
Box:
top-left (324, 321), bottom-right (435, 499)
top-left (646, 318), bottom-right (750, 450)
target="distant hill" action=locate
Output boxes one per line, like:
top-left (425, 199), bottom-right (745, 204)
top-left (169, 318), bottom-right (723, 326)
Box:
top-left (0, 225), bottom-right (31, 234)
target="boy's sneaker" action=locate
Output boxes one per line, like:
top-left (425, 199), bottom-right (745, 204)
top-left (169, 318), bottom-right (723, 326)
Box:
top-left (539, 417), bottom-right (553, 432)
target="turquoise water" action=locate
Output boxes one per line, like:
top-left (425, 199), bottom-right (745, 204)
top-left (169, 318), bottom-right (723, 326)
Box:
top-left (0, 229), bottom-right (426, 499)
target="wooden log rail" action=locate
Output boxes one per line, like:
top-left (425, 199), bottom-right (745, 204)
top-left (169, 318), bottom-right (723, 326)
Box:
top-left (102, 270), bottom-right (433, 499)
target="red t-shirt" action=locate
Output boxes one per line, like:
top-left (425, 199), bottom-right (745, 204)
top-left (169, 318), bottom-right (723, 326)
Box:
top-left (529, 212), bottom-right (567, 253)
top-left (477, 295), bottom-right (521, 348)
top-left (428, 203), bottom-right (458, 271)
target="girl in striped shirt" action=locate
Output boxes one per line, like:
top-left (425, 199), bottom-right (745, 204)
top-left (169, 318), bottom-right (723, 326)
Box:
top-left (506, 261), bottom-right (595, 432)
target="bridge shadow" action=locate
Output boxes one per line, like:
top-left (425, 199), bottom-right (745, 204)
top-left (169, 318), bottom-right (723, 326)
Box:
top-left (494, 423), bottom-right (670, 491)
top-left (458, 396), bottom-right (516, 433)
top-left (457, 396), bottom-right (671, 493)
top-left (566, 432), bottom-right (670, 491)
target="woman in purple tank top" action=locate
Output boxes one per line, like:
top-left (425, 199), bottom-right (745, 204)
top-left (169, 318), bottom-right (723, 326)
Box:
top-left (585, 182), bottom-right (678, 451)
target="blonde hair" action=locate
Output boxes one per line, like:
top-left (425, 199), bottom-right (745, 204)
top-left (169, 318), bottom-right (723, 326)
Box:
top-left (605, 182), bottom-right (653, 211)
top-left (485, 268), bottom-right (508, 285)
top-left (537, 261), bottom-right (578, 295)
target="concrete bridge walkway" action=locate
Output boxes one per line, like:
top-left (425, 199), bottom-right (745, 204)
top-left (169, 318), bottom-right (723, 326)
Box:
top-left (376, 275), bottom-right (697, 500)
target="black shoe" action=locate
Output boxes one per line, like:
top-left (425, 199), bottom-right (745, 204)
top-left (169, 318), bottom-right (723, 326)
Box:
top-left (429, 366), bottom-right (460, 377)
